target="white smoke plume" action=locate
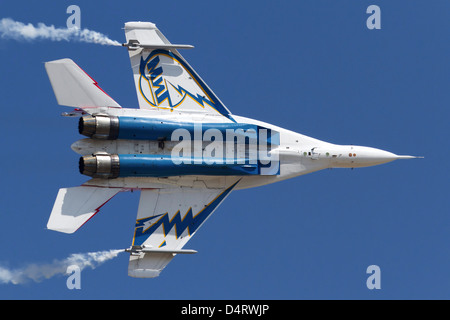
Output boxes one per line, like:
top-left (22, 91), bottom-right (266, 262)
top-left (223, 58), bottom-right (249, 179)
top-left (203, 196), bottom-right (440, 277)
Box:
top-left (0, 18), bottom-right (121, 46)
top-left (0, 249), bottom-right (124, 285)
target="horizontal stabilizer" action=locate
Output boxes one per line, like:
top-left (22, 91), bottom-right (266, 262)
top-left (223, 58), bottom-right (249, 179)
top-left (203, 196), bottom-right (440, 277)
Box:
top-left (47, 186), bottom-right (122, 234)
top-left (45, 58), bottom-right (121, 109)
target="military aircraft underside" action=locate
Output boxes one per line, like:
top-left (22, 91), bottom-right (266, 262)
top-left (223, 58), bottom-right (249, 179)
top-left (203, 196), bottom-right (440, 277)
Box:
top-left (45, 21), bottom-right (418, 278)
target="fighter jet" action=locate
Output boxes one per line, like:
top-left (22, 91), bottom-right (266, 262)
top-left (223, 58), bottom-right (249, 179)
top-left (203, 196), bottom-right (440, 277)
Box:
top-left (45, 21), bottom-right (417, 278)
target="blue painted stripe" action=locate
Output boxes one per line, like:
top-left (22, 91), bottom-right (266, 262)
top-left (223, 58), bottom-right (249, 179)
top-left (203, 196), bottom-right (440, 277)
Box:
top-left (117, 155), bottom-right (259, 177)
top-left (132, 180), bottom-right (240, 246)
top-left (117, 117), bottom-right (260, 141)
top-left (140, 49), bottom-right (235, 122)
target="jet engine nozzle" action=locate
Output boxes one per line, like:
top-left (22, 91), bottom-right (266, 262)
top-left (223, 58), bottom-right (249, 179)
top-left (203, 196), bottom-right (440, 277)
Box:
top-left (79, 115), bottom-right (119, 140)
top-left (79, 153), bottom-right (120, 179)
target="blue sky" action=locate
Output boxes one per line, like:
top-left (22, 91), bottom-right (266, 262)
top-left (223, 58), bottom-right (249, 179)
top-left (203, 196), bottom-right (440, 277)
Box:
top-left (0, 0), bottom-right (448, 299)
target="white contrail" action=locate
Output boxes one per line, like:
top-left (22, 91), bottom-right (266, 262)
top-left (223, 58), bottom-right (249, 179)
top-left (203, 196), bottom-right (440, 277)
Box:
top-left (0, 249), bottom-right (124, 285)
top-left (0, 18), bottom-right (121, 46)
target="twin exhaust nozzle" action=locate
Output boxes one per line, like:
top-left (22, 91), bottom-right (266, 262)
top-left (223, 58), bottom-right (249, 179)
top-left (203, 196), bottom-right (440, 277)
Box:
top-left (79, 153), bottom-right (120, 179)
top-left (79, 115), bottom-right (119, 140)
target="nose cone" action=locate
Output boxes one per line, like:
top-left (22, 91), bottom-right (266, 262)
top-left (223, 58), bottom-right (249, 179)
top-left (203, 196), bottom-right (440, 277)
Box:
top-left (353, 146), bottom-right (399, 167)
top-left (331, 145), bottom-right (419, 168)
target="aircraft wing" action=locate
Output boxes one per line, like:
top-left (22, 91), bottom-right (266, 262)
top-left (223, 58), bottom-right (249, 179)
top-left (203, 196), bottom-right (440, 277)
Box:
top-left (124, 21), bottom-right (234, 121)
top-left (127, 179), bottom-right (240, 278)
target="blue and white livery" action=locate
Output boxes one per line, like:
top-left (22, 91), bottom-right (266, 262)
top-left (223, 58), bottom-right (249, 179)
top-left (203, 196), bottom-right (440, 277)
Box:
top-left (44, 21), bottom-right (418, 278)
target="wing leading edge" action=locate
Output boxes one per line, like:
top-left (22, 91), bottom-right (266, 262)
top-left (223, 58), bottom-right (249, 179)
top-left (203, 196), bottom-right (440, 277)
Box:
top-left (128, 180), bottom-right (240, 278)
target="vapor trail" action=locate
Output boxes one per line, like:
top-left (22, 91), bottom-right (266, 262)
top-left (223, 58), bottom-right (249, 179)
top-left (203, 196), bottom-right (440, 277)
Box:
top-left (0, 249), bottom-right (124, 285)
top-left (0, 18), bottom-right (121, 46)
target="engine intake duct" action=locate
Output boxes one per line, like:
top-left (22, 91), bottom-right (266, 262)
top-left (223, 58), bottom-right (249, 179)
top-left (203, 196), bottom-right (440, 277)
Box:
top-left (79, 154), bottom-right (120, 179)
top-left (79, 115), bottom-right (119, 139)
